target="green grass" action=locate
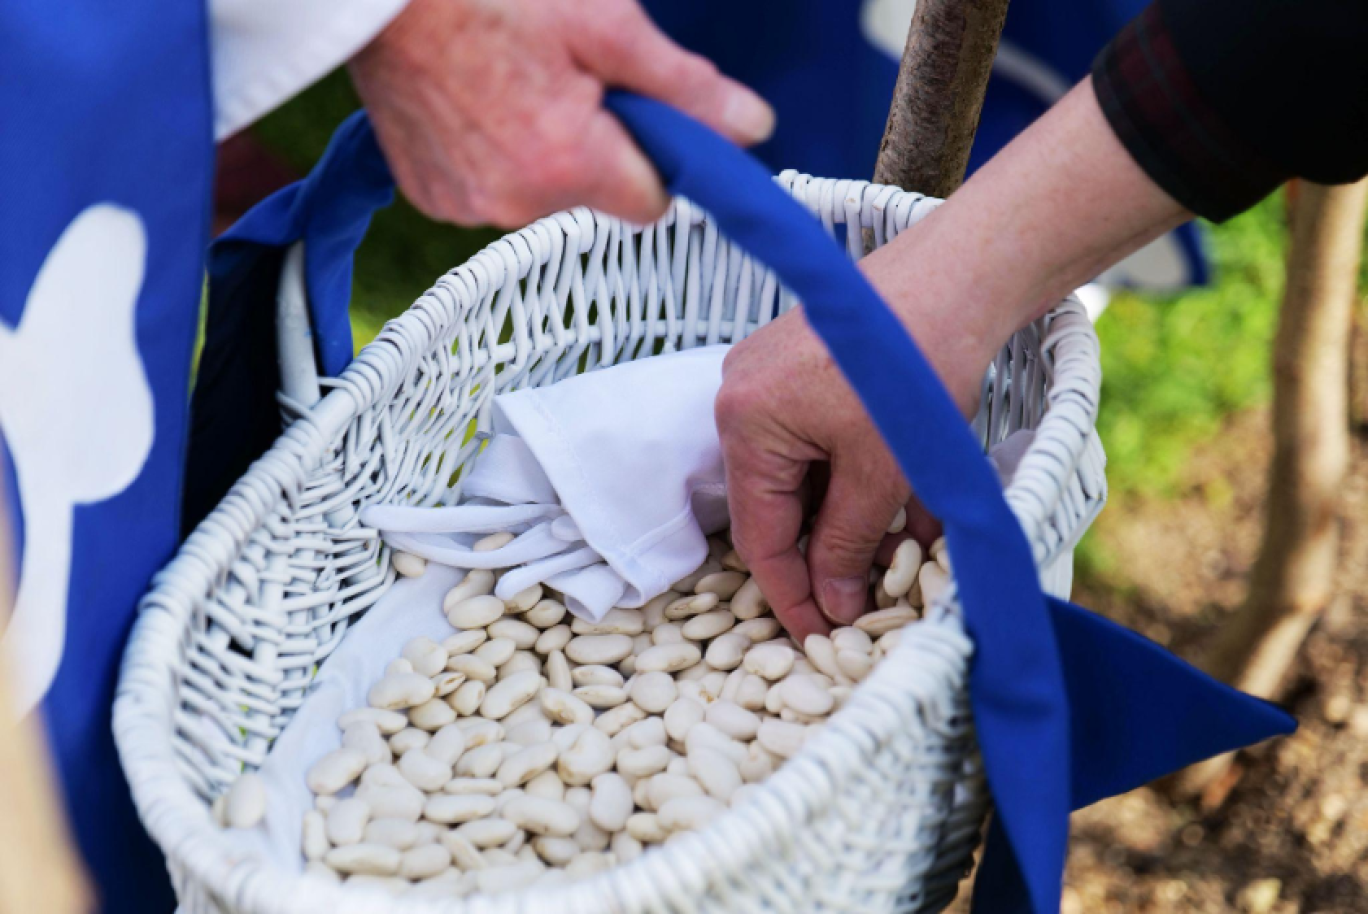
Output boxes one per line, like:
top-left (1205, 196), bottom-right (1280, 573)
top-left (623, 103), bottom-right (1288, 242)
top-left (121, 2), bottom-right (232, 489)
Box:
top-left (1094, 195), bottom-right (1289, 498)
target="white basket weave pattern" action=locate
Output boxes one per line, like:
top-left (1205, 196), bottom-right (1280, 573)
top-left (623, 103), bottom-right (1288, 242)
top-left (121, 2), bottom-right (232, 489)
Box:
top-left (115, 172), bottom-right (1106, 914)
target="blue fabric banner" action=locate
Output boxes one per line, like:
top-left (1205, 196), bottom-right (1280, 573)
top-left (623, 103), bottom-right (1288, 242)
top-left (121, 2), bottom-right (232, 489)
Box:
top-left (0, 2), bottom-right (214, 911)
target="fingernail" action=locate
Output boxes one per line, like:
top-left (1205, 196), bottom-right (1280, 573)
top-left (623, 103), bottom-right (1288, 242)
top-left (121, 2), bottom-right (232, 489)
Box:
top-left (819, 576), bottom-right (867, 624)
top-left (725, 89), bottom-right (776, 144)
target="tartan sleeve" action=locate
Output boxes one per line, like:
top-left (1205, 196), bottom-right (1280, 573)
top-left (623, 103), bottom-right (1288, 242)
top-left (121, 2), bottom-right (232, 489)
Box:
top-left (1091, 4), bottom-right (1284, 223)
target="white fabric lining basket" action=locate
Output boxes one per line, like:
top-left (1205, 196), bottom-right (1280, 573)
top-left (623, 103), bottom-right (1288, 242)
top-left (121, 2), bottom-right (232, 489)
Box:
top-left (115, 171), bottom-right (1107, 914)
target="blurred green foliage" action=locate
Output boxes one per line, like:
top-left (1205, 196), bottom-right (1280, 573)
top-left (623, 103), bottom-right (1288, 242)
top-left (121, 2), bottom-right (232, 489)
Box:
top-left (1094, 195), bottom-right (1288, 498)
top-left (257, 74), bottom-right (1297, 508)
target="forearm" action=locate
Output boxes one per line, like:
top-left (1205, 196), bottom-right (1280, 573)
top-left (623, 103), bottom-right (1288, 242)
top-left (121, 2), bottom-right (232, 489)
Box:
top-left (862, 78), bottom-right (1188, 405)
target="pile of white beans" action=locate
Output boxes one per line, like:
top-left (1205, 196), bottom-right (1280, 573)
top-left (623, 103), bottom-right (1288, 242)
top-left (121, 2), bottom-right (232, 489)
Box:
top-left (215, 522), bottom-right (951, 900)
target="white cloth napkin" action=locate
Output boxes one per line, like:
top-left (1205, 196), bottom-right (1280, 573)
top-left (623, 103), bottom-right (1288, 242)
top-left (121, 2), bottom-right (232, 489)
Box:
top-left (361, 346), bottom-right (730, 622)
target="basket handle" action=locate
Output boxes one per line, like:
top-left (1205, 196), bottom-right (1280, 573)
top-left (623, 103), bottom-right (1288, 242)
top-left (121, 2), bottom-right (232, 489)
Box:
top-left (201, 96), bottom-right (1292, 914)
top-left (603, 91), bottom-right (1293, 914)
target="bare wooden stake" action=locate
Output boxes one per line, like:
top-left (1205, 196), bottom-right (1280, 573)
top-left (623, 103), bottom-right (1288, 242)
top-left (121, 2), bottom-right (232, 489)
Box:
top-left (1177, 179), bottom-right (1368, 800)
top-left (872, 0), bottom-right (1012, 197)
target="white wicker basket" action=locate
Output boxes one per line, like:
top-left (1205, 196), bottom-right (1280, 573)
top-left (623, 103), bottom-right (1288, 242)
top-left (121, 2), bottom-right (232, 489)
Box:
top-left (115, 171), bottom-right (1106, 914)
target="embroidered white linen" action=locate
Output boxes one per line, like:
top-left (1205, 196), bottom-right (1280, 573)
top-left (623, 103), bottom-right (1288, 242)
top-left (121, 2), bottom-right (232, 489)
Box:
top-left (361, 346), bottom-right (730, 622)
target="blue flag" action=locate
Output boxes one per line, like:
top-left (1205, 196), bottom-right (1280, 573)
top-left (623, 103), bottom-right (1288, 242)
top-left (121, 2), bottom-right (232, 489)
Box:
top-left (0, 2), bottom-right (213, 910)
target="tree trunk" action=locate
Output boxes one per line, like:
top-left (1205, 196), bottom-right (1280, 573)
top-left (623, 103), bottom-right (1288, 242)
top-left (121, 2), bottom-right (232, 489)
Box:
top-left (1178, 179), bottom-right (1368, 801)
top-left (0, 464), bottom-right (91, 913)
top-left (872, 0), bottom-right (1011, 197)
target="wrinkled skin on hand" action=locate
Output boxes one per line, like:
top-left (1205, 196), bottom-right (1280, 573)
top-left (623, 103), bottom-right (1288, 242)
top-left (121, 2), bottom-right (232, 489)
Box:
top-left (714, 247), bottom-right (986, 644)
top-left (349, 0), bottom-right (774, 227)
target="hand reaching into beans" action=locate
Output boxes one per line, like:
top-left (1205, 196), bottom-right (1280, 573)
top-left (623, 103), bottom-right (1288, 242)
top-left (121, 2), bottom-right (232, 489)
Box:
top-left (349, 0), bottom-right (774, 227)
top-left (716, 82), bottom-right (1188, 642)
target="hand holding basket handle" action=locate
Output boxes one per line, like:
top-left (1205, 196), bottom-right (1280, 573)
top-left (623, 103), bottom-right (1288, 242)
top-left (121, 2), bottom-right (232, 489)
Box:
top-left (197, 92), bottom-right (1295, 914)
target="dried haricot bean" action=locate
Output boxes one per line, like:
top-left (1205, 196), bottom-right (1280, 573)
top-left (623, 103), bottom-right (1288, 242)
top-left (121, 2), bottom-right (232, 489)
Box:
top-left (303, 528), bottom-right (943, 891)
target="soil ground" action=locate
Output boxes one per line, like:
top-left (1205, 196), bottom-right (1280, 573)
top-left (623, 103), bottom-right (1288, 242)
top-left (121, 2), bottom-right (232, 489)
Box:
top-left (955, 410), bottom-right (1368, 914)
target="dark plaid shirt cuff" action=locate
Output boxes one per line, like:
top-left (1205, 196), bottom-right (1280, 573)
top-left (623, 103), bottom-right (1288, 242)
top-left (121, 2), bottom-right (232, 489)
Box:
top-left (1092, 4), bottom-right (1287, 223)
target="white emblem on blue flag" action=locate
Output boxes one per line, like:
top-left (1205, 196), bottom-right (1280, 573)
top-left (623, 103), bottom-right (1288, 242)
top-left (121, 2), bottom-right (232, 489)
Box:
top-left (0, 205), bottom-right (154, 715)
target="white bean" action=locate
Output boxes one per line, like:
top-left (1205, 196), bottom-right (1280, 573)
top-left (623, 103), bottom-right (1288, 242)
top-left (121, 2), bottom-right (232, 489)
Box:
top-left (625, 813), bottom-right (668, 843)
top-left (424, 793), bottom-right (496, 825)
top-left (919, 560), bottom-right (950, 606)
top-left (571, 665), bottom-right (624, 688)
top-left (541, 687), bottom-right (594, 726)
top-left (442, 630), bottom-right (487, 656)
top-left (757, 719), bottom-right (807, 759)
top-left (402, 636), bottom-right (449, 677)
top-left (392, 551), bottom-right (426, 578)
top-left (224, 773), bottom-right (266, 829)
top-left (497, 741), bottom-right (559, 788)
top-left (688, 747), bottom-right (742, 802)
top-left (524, 599), bottom-right (567, 629)
top-left (743, 643), bottom-right (794, 681)
top-left (368, 672), bottom-right (437, 710)
top-left (779, 674), bottom-right (835, 716)
top-left (573, 684), bottom-right (629, 709)
top-left (565, 634), bottom-right (634, 665)
top-left (593, 701), bottom-right (646, 737)
top-left (302, 810), bottom-right (329, 860)
top-left (432, 671), bottom-right (467, 698)
top-left (854, 605), bottom-right (918, 636)
top-left (475, 637), bottom-right (517, 668)
top-left (389, 727), bottom-right (430, 755)
top-left (534, 625), bottom-right (572, 655)
top-left (450, 679), bottom-right (486, 716)
top-left (306, 748), bottom-right (367, 795)
top-left (409, 697), bottom-right (458, 731)
top-left (447, 594), bottom-right (505, 630)
top-left (629, 671), bottom-right (677, 714)
top-left (634, 643), bottom-right (702, 674)
top-left (589, 773), bottom-right (633, 833)
top-left (694, 570), bottom-right (747, 599)
top-left (525, 770), bottom-right (565, 801)
top-left (570, 608), bottom-right (645, 636)
top-left (836, 649), bottom-right (874, 681)
top-left (617, 745), bottom-right (673, 778)
top-left (730, 577), bottom-right (768, 620)
top-left (454, 717), bottom-right (503, 746)
top-left (489, 619), bottom-right (540, 650)
top-left (682, 610), bottom-right (736, 641)
top-left (558, 726), bottom-right (614, 786)
top-left (736, 674), bottom-right (769, 712)
top-left (338, 708), bottom-right (407, 735)
top-left (646, 773), bottom-right (704, 810)
top-left (883, 540), bottom-right (923, 598)
top-left (455, 743), bottom-right (505, 779)
top-left (398, 748), bottom-right (453, 792)
top-left (657, 796), bottom-right (725, 832)
top-left (732, 618), bottom-right (781, 643)
top-left (503, 795), bottom-right (580, 837)
top-left (326, 797), bottom-right (371, 846)
top-left (480, 670), bottom-right (541, 720)
top-left (325, 843), bottom-right (400, 876)
top-left (365, 818), bottom-right (418, 850)
top-left (664, 697), bottom-right (704, 743)
top-left (443, 777), bottom-right (502, 796)
top-left (545, 649), bottom-right (573, 693)
top-left (357, 784), bottom-right (424, 822)
top-left (455, 818), bottom-right (517, 848)
top-left (400, 843), bottom-right (452, 880)
top-left (444, 570), bottom-right (496, 610)
top-left (705, 700), bottom-right (761, 741)
top-left (532, 836), bottom-right (579, 866)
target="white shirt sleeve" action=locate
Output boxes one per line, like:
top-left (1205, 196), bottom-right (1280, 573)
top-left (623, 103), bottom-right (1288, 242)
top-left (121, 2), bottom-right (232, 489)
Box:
top-left (209, 0), bottom-right (410, 140)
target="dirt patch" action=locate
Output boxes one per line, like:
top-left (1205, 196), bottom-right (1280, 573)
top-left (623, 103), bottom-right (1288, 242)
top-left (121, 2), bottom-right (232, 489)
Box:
top-left (954, 409), bottom-right (1368, 913)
